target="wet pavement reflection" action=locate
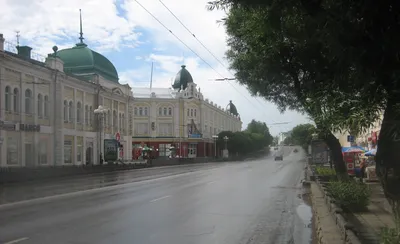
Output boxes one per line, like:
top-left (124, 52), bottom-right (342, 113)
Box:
top-left (0, 147), bottom-right (313, 244)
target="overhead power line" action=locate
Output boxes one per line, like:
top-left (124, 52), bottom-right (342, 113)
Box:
top-left (156, 0), bottom-right (277, 123)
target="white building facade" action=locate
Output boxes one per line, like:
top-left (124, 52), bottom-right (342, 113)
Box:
top-left (0, 34), bottom-right (134, 167)
top-left (131, 65), bottom-right (242, 158)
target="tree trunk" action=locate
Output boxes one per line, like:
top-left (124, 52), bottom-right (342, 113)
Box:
top-left (376, 94), bottom-right (400, 229)
top-left (322, 130), bottom-right (348, 177)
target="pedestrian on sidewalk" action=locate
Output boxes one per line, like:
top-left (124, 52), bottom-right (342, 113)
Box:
top-left (360, 158), bottom-right (367, 182)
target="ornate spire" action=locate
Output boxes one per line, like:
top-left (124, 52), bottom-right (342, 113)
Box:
top-left (78, 9), bottom-right (85, 44)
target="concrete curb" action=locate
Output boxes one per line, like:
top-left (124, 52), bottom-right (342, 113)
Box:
top-left (314, 179), bottom-right (363, 244)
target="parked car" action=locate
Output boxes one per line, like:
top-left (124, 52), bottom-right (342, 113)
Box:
top-left (289, 144), bottom-right (294, 146)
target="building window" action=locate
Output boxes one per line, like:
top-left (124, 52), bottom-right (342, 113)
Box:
top-left (119, 113), bottom-right (122, 131)
top-left (107, 110), bottom-right (111, 127)
top-left (139, 107), bottom-right (143, 116)
top-left (44, 95), bottom-right (49, 118)
top-left (159, 144), bottom-right (172, 157)
top-left (68, 101), bottom-right (73, 122)
top-left (64, 100), bottom-right (68, 122)
top-left (64, 141), bottom-right (73, 164)
top-left (25, 89), bottom-right (33, 114)
top-left (77, 144), bottom-right (82, 163)
top-left (194, 109), bottom-right (197, 117)
top-left (190, 109), bottom-right (193, 117)
top-left (113, 110), bottom-right (117, 130)
top-left (159, 107), bottom-right (162, 116)
top-left (38, 138), bottom-right (48, 165)
top-left (135, 123), bottom-right (148, 135)
top-left (85, 105), bottom-right (89, 125)
top-left (134, 107), bottom-right (138, 116)
top-left (144, 107), bottom-right (148, 116)
top-left (163, 107), bottom-right (167, 116)
top-left (187, 108), bottom-right (189, 117)
top-left (37, 94), bottom-right (43, 118)
top-left (89, 106), bottom-right (93, 125)
top-left (13, 88), bottom-right (19, 112)
top-left (5, 86), bottom-right (11, 111)
top-left (121, 114), bottom-right (125, 132)
top-left (7, 136), bottom-right (18, 165)
top-left (168, 107), bottom-right (172, 116)
top-left (158, 123), bottom-right (173, 136)
top-left (76, 102), bottom-right (82, 123)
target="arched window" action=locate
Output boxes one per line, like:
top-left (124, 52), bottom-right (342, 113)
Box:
top-left (25, 89), bottom-right (32, 114)
top-left (168, 107), bottom-right (172, 116)
top-left (159, 107), bottom-right (162, 116)
top-left (68, 101), bottom-right (73, 122)
top-left (194, 109), bottom-right (197, 117)
top-left (76, 102), bottom-right (82, 123)
top-left (144, 107), bottom-right (148, 116)
top-left (44, 95), bottom-right (49, 118)
top-left (163, 107), bottom-right (167, 115)
top-left (134, 107), bottom-right (138, 116)
top-left (5, 86), bottom-right (11, 111)
top-left (37, 94), bottom-right (43, 118)
top-left (85, 105), bottom-right (89, 125)
top-left (63, 100), bottom-right (68, 121)
top-left (139, 107), bottom-right (143, 116)
top-left (13, 88), bottom-right (19, 112)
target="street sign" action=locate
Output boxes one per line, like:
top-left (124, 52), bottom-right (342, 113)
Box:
top-left (115, 132), bottom-right (120, 142)
top-left (347, 135), bottom-right (354, 142)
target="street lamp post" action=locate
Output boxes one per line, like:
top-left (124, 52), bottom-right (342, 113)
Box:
top-left (94, 105), bottom-right (108, 164)
top-left (212, 135), bottom-right (218, 158)
top-left (223, 136), bottom-right (229, 150)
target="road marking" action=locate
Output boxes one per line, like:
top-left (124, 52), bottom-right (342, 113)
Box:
top-left (150, 195), bottom-right (171, 203)
top-left (3, 237), bottom-right (29, 244)
top-left (207, 181), bottom-right (216, 185)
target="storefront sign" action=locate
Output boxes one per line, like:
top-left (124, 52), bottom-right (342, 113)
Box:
top-left (0, 120), bottom-right (16, 131)
top-left (19, 123), bottom-right (40, 132)
top-left (188, 134), bottom-right (202, 138)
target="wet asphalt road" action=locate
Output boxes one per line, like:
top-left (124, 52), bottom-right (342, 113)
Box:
top-left (0, 147), bottom-right (312, 244)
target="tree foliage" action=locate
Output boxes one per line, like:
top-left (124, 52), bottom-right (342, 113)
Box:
top-left (217, 120), bottom-right (273, 155)
top-left (290, 123), bottom-right (316, 149)
top-left (207, 1), bottom-right (385, 175)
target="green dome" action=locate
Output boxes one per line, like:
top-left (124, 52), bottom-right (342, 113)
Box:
top-left (56, 43), bottom-right (119, 83)
top-left (172, 65), bottom-right (193, 90)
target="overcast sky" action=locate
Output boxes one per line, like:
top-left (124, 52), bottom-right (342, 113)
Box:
top-left (0, 0), bottom-right (311, 135)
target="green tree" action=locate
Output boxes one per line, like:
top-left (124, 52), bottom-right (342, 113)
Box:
top-left (208, 0), bottom-right (400, 224)
top-left (207, 2), bottom-right (384, 176)
top-left (291, 123), bottom-right (316, 149)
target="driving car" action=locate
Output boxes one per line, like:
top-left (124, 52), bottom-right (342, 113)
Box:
top-left (293, 148), bottom-right (298, 153)
top-left (274, 155), bottom-right (283, 161)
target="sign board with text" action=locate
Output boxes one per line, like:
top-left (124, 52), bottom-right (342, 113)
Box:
top-left (104, 139), bottom-right (118, 162)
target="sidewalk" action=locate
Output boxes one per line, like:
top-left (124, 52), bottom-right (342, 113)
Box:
top-left (345, 182), bottom-right (395, 244)
top-left (310, 182), bottom-right (344, 243)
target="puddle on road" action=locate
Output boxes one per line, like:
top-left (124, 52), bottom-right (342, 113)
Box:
top-left (293, 186), bottom-right (313, 244)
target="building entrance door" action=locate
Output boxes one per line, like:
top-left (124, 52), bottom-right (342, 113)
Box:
top-left (188, 143), bottom-right (197, 158)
